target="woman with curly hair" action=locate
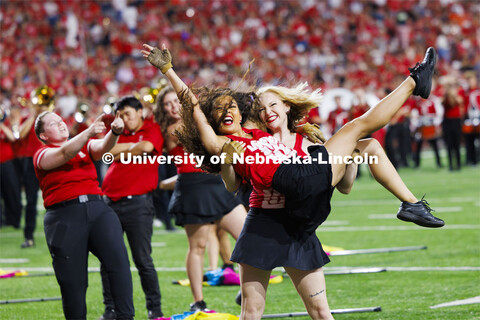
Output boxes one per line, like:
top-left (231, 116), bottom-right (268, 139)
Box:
top-left (154, 86), bottom-right (247, 312)
top-left (142, 43), bottom-right (440, 320)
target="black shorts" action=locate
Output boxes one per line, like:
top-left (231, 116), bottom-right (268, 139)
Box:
top-left (272, 145), bottom-right (334, 233)
top-left (230, 207), bottom-right (329, 271)
top-left (168, 172), bottom-right (242, 226)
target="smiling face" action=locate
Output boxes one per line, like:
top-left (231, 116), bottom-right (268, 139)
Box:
top-left (119, 106), bottom-right (143, 132)
top-left (212, 95), bottom-right (243, 135)
top-left (258, 91), bottom-right (290, 133)
top-left (39, 112), bottom-right (69, 144)
top-left (162, 91), bottom-right (181, 121)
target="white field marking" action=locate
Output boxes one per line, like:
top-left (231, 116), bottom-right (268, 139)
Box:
top-left (322, 220), bottom-right (349, 226)
top-left (317, 224), bottom-right (480, 232)
top-left (434, 207), bottom-right (463, 212)
top-left (332, 197), bottom-right (477, 207)
top-left (368, 214), bottom-right (397, 220)
top-left (15, 266), bottom-right (480, 274)
top-left (0, 259), bottom-right (29, 263)
top-left (151, 242), bottom-right (166, 247)
top-left (430, 296), bottom-right (480, 309)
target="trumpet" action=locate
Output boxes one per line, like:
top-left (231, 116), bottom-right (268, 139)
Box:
top-left (74, 101), bottom-right (91, 123)
top-left (103, 96), bottom-right (117, 115)
top-left (31, 85), bottom-right (55, 110)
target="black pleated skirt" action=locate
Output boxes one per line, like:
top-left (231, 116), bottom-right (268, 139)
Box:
top-left (230, 207), bottom-right (330, 271)
top-left (168, 172), bottom-right (241, 226)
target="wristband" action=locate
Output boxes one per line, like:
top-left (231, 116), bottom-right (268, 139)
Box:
top-left (161, 62), bottom-right (173, 74)
top-left (112, 130), bottom-right (122, 136)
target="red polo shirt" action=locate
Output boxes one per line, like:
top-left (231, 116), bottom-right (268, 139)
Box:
top-left (102, 120), bottom-right (163, 201)
top-left (33, 140), bottom-right (102, 208)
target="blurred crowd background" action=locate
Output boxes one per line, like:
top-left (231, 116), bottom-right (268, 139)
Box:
top-left (0, 0), bottom-right (479, 230)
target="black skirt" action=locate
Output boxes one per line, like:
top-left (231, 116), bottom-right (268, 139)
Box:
top-left (168, 172), bottom-right (242, 226)
top-left (272, 145), bottom-right (335, 233)
top-left (230, 207), bottom-right (330, 271)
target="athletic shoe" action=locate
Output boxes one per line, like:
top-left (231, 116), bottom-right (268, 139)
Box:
top-left (98, 307), bottom-right (116, 320)
top-left (20, 239), bottom-right (34, 248)
top-left (189, 300), bottom-right (208, 312)
top-left (409, 47), bottom-right (437, 99)
top-left (235, 290), bottom-right (242, 306)
top-left (148, 309), bottom-right (164, 319)
top-left (397, 196), bottom-right (444, 228)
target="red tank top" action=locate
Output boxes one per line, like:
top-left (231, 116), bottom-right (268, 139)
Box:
top-left (169, 145), bottom-right (203, 174)
top-left (226, 128), bottom-right (298, 209)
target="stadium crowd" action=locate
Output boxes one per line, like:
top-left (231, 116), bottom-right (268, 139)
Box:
top-left (1, 0), bottom-right (479, 243)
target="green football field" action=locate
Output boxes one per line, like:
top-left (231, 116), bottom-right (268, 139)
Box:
top-left (1, 153), bottom-right (479, 320)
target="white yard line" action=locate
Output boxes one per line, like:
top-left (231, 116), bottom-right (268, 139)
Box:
top-left (9, 266), bottom-right (480, 273)
top-left (318, 224), bottom-right (480, 232)
top-left (0, 259), bottom-right (29, 264)
top-left (430, 296), bottom-right (480, 309)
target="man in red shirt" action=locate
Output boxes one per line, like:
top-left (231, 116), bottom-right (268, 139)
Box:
top-left (100, 96), bottom-right (164, 320)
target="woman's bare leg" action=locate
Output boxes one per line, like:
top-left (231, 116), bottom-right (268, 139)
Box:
top-left (217, 204), bottom-right (247, 240)
top-left (356, 139), bottom-right (417, 203)
top-left (325, 77), bottom-right (416, 186)
top-left (206, 225), bottom-right (220, 270)
top-left (217, 227), bottom-right (233, 266)
top-left (326, 47), bottom-right (436, 186)
top-left (239, 263), bottom-right (271, 320)
top-left (185, 224), bottom-right (211, 302)
top-left (285, 267), bottom-right (334, 320)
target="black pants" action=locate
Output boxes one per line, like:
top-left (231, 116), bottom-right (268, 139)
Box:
top-left (19, 157), bottom-right (39, 240)
top-left (0, 160), bottom-right (21, 228)
top-left (44, 199), bottom-right (134, 320)
top-left (385, 123), bottom-right (411, 168)
top-left (442, 118), bottom-right (462, 170)
top-left (464, 132), bottom-right (479, 165)
top-left (101, 194), bottom-right (162, 314)
top-left (413, 137), bottom-right (442, 168)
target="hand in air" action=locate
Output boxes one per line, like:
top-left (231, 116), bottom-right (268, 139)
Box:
top-left (87, 114), bottom-right (107, 138)
top-left (222, 140), bottom-right (246, 165)
top-left (301, 123), bottom-right (326, 144)
top-left (111, 111), bottom-right (124, 135)
top-left (141, 43), bottom-right (172, 74)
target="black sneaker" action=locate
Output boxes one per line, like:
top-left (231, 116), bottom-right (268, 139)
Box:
top-left (409, 47), bottom-right (437, 99)
top-left (99, 307), bottom-right (116, 320)
top-left (148, 309), bottom-right (164, 319)
top-left (235, 290), bottom-right (242, 306)
top-left (397, 196), bottom-right (444, 228)
top-left (20, 239), bottom-right (35, 248)
top-left (189, 300), bottom-right (208, 312)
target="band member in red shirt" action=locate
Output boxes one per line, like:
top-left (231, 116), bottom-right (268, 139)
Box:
top-left (100, 96), bottom-right (164, 320)
top-left (442, 83), bottom-right (464, 171)
top-left (33, 112), bottom-right (134, 320)
top-left (460, 71), bottom-right (480, 166)
top-left (410, 96), bottom-right (442, 168)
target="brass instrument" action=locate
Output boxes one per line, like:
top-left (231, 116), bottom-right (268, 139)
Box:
top-left (74, 101), bottom-right (91, 123)
top-left (31, 85), bottom-right (55, 111)
top-left (103, 96), bottom-right (117, 115)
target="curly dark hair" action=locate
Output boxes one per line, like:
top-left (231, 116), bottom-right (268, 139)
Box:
top-left (175, 87), bottom-right (256, 173)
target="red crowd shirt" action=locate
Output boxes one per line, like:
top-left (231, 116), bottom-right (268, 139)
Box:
top-left (17, 118), bottom-right (44, 158)
top-left (0, 138), bottom-right (14, 163)
top-left (33, 140), bottom-right (103, 208)
top-left (227, 128), bottom-right (298, 209)
top-left (102, 120), bottom-right (164, 201)
top-left (169, 144), bottom-right (203, 174)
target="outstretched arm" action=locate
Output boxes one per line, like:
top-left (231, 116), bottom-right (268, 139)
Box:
top-left (141, 43), bottom-right (228, 155)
